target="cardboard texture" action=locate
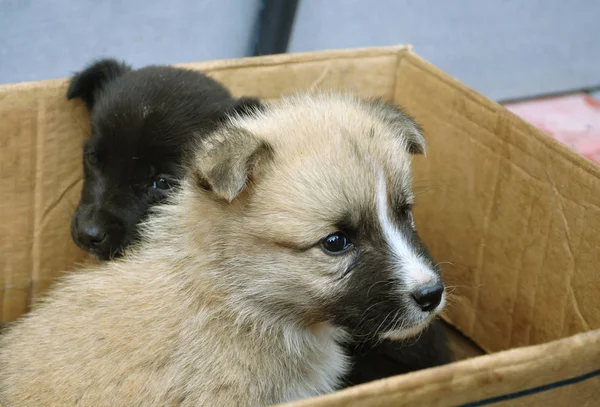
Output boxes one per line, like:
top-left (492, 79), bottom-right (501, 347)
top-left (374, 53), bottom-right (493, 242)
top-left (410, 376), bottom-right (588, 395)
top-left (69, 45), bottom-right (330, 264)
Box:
top-left (0, 45), bottom-right (598, 406)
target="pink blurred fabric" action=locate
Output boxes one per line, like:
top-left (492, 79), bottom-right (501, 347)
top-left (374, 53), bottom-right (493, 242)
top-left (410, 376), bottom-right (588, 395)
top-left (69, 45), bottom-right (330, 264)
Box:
top-left (505, 93), bottom-right (600, 165)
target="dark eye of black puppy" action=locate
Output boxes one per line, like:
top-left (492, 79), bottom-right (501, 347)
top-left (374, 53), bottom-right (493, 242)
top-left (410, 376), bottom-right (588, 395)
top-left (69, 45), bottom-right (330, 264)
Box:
top-left (152, 176), bottom-right (171, 190)
top-left (85, 152), bottom-right (97, 166)
top-left (321, 232), bottom-right (353, 255)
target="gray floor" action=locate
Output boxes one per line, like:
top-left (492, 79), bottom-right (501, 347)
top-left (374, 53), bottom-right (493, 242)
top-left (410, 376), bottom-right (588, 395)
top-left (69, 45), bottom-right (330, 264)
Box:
top-left (0, 0), bottom-right (261, 84)
top-left (2, 0), bottom-right (599, 102)
top-left (288, 0), bottom-right (600, 101)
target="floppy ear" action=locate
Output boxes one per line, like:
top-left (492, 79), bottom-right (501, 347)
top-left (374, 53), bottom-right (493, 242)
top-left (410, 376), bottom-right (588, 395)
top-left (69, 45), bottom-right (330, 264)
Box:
top-left (369, 99), bottom-right (427, 155)
top-left (192, 127), bottom-right (273, 202)
top-left (67, 58), bottom-right (132, 110)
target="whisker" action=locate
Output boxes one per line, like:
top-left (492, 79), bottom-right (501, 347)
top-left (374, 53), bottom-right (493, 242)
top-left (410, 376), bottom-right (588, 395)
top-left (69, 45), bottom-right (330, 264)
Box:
top-left (366, 279), bottom-right (394, 298)
top-left (434, 261), bottom-right (455, 268)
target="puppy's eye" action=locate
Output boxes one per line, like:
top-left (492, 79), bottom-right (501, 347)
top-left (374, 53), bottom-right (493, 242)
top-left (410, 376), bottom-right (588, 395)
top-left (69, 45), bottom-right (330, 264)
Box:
top-left (399, 203), bottom-right (413, 214)
top-left (397, 203), bottom-right (416, 229)
top-left (85, 152), bottom-right (97, 166)
top-left (321, 232), bottom-right (353, 255)
top-left (152, 177), bottom-right (171, 190)
top-left (398, 202), bottom-right (412, 215)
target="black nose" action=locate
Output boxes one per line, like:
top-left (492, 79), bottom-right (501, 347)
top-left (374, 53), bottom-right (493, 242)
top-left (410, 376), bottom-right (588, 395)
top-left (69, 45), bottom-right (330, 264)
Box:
top-left (78, 223), bottom-right (108, 249)
top-left (411, 282), bottom-right (444, 312)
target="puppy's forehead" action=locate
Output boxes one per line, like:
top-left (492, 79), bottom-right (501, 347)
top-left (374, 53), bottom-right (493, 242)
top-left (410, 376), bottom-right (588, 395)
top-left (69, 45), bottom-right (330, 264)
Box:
top-left (236, 94), bottom-right (414, 163)
top-left (245, 94), bottom-right (415, 224)
top-left (242, 95), bottom-right (386, 139)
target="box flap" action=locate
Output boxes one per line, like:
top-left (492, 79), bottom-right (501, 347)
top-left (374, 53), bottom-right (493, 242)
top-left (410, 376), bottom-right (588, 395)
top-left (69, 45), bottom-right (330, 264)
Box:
top-left (278, 329), bottom-right (600, 407)
top-left (180, 45), bottom-right (410, 101)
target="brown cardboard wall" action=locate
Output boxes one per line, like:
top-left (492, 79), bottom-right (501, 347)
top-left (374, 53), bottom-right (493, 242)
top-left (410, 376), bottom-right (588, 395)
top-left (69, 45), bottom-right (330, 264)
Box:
top-left (179, 47), bottom-right (402, 102)
top-left (0, 81), bottom-right (90, 322)
top-left (392, 53), bottom-right (600, 352)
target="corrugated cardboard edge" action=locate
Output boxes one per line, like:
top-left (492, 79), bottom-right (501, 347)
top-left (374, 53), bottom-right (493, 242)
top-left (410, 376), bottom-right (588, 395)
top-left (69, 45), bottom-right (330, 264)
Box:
top-left (0, 45), bottom-right (413, 91)
top-left (277, 329), bottom-right (600, 407)
top-left (177, 44), bottom-right (413, 72)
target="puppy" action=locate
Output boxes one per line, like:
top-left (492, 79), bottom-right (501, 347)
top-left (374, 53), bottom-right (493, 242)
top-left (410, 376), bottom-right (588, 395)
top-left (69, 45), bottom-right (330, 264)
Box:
top-left (0, 93), bottom-right (446, 406)
top-left (67, 58), bottom-right (260, 260)
top-left (67, 59), bottom-right (449, 385)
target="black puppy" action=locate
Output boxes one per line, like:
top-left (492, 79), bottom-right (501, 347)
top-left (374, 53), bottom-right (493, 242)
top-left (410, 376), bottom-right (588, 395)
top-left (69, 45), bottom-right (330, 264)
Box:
top-left (67, 59), bottom-right (260, 260)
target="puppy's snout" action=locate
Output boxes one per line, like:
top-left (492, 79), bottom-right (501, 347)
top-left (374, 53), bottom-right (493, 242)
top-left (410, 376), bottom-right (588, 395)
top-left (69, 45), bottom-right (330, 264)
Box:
top-left (411, 281), bottom-right (444, 312)
top-left (78, 222), bottom-right (108, 248)
top-left (72, 207), bottom-right (125, 259)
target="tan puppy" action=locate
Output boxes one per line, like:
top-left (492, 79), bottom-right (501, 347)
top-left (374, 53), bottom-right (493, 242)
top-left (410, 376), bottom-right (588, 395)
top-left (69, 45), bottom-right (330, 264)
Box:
top-left (0, 93), bottom-right (446, 407)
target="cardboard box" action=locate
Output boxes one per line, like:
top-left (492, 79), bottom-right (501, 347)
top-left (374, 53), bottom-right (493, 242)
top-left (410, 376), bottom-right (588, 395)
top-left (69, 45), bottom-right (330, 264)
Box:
top-left (0, 45), bottom-right (598, 406)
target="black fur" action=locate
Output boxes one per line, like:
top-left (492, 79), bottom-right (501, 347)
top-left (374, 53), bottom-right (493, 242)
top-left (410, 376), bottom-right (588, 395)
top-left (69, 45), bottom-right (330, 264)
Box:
top-left (343, 320), bottom-right (452, 386)
top-left (67, 59), bottom-right (132, 110)
top-left (68, 58), bottom-right (261, 260)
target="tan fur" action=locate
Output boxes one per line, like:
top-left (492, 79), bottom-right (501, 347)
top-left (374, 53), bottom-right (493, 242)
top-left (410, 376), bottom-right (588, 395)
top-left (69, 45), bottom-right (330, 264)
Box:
top-left (0, 93), bottom-right (437, 406)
